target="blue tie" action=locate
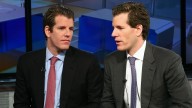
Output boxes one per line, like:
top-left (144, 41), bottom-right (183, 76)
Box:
top-left (129, 57), bottom-right (137, 108)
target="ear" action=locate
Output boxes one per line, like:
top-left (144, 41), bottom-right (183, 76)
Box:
top-left (135, 24), bottom-right (143, 37)
top-left (44, 26), bottom-right (51, 38)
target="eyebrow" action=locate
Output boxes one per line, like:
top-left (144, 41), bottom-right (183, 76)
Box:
top-left (113, 25), bottom-right (125, 28)
top-left (57, 25), bottom-right (74, 28)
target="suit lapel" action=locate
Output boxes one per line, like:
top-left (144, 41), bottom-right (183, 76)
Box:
top-left (141, 42), bottom-right (156, 108)
top-left (113, 51), bottom-right (127, 108)
top-left (60, 47), bottom-right (76, 107)
top-left (33, 49), bottom-right (46, 107)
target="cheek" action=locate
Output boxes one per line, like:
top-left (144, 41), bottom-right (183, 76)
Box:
top-left (122, 32), bottom-right (131, 43)
top-left (124, 29), bottom-right (136, 40)
top-left (70, 31), bottom-right (73, 37)
top-left (50, 35), bottom-right (59, 43)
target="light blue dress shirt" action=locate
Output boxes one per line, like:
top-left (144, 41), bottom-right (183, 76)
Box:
top-left (44, 48), bottom-right (65, 108)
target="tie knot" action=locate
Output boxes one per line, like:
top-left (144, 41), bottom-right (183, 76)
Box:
top-left (128, 57), bottom-right (136, 65)
top-left (50, 57), bottom-right (58, 65)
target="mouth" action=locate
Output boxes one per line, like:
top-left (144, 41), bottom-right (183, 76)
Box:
top-left (115, 40), bottom-right (122, 45)
top-left (61, 40), bottom-right (70, 44)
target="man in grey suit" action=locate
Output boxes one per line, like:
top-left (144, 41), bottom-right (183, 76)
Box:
top-left (101, 2), bottom-right (192, 108)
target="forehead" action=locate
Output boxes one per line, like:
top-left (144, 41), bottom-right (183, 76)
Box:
top-left (54, 15), bottom-right (74, 26)
top-left (112, 13), bottom-right (129, 25)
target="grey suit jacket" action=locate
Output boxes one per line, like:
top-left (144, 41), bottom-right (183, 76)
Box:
top-left (101, 42), bottom-right (192, 108)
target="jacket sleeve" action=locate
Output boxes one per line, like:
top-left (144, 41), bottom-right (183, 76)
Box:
top-left (165, 56), bottom-right (192, 108)
top-left (79, 56), bottom-right (104, 108)
top-left (13, 56), bottom-right (31, 108)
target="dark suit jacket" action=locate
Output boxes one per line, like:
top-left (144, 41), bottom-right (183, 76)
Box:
top-left (14, 46), bottom-right (103, 108)
top-left (101, 42), bottom-right (192, 108)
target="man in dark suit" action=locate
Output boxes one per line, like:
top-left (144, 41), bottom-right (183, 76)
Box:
top-left (101, 2), bottom-right (192, 108)
top-left (14, 5), bottom-right (103, 108)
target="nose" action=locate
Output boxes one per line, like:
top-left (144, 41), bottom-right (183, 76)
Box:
top-left (111, 28), bottom-right (117, 38)
top-left (64, 29), bottom-right (72, 37)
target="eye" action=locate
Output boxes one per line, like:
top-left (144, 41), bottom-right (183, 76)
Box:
top-left (58, 26), bottom-right (65, 30)
top-left (113, 25), bottom-right (124, 30)
top-left (69, 27), bottom-right (74, 31)
top-left (116, 26), bottom-right (124, 30)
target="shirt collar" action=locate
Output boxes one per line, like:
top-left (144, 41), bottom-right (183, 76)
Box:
top-left (46, 48), bottom-right (66, 62)
top-left (127, 40), bottom-right (146, 61)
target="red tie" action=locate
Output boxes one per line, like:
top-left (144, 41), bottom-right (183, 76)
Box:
top-left (45, 57), bottom-right (58, 108)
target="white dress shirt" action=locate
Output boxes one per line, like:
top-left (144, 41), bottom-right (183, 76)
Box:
top-left (44, 48), bottom-right (65, 108)
top-left (124, 41), bottom-right (146, 108)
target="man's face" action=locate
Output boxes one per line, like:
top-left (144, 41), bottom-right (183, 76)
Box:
top-left (112, 13), bottom-right (139, 51)
top-left (45, 15), bottom-right (74, 52)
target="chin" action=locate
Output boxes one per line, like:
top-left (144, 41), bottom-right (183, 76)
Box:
top-left (60, 45), bottom-right (70, 50)
top-left (117, 47), bottom-right (126, 51)
top-left (117, 44), bottom-right (131, 51)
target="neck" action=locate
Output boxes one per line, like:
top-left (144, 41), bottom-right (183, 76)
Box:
top-left (128, 39), bottom-right (145, 56)
top-left (47, 45), bottom-right (63, 56)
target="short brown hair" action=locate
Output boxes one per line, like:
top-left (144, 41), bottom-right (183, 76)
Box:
top-left (43, 5), bottom-right (74, 39)
top-left (112, 2), bottom-right (150, 40)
